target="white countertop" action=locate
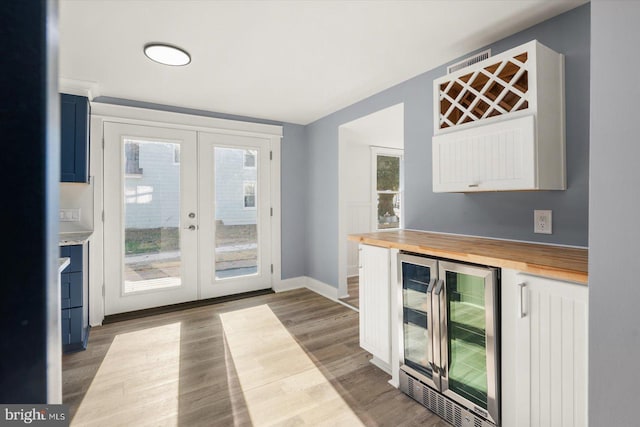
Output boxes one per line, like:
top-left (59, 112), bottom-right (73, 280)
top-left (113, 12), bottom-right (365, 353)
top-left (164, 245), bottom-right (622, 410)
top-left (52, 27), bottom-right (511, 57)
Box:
top-left (59, 231), bottom-right (93, 246)
top-left (59, 257), bottom-right (70, 273)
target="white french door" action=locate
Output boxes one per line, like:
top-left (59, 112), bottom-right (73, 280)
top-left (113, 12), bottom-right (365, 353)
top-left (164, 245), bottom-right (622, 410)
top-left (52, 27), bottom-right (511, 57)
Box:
top-left (198, 132), bottom-right (271, 299)
top-left (104, 122), bottom-right (272, 315)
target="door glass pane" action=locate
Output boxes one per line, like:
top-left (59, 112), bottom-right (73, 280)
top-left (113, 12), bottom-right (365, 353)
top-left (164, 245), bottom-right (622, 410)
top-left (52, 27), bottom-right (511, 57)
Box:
top-left (446, 271), bottom-right (487, 409)
top-left (214, 147), bottom-right (258, 279)
top-left (402, 262), bottom-right (432, 378)
top-left (123, 139), bottom-right (181, 293)
top-left (376, 155), bottom-right (400, 230)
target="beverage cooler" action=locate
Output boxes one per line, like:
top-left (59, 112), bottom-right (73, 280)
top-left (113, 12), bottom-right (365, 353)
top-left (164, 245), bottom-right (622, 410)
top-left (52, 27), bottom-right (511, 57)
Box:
top-left (398, 252), bottom-right (500, 427)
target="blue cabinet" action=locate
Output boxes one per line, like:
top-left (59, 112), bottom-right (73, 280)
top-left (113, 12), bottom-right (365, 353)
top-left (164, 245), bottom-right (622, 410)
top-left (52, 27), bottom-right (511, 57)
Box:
top-left (60, 93), bottom-right (90, 183)
top-left (60, 244), bottom-right (89, 352)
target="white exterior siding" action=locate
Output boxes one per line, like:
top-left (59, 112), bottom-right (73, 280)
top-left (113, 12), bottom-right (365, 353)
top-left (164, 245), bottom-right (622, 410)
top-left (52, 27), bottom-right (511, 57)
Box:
top-left (125, 142), bottom-right (180, 229)
top-left (123, 143), bottom-right (258, 229)
top-left (214, 148), bottom-right (258, 226)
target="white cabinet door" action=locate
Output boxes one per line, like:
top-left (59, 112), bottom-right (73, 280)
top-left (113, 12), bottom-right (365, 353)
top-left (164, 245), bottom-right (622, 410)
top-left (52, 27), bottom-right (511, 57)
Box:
top-left (359, 244), bottom-right (391, 367)
top-left (432, 115), bottom-right (536, 192)
top-left (502, 269), bottom-right (588, 427)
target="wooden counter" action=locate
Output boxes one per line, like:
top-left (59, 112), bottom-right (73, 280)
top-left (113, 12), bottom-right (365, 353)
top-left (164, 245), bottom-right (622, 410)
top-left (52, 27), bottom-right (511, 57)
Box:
top-left (349, 230), bottom-right (588, 285)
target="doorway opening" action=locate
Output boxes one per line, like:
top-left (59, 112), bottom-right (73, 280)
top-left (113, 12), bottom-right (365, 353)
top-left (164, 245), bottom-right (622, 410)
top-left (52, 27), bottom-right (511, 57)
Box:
top-left (337, 104), bottom-right (405, 309)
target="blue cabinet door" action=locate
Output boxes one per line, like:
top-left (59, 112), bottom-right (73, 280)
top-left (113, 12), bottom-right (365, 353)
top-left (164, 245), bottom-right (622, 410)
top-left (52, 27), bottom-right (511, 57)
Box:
top-left (60, 272), bottom-right (83, 309)
top-left (61, 307), bottom-right (83, 350)
top-left (59, 244), bottom-right (88, 352)
top-left (60, 93), bottom-right (89, 183)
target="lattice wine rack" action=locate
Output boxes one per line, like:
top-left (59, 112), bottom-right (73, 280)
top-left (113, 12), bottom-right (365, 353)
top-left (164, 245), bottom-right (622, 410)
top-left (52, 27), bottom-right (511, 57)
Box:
top-left (433, 40), bottom-right (563, 134)
top-left (438, 52), bottom-right (528, 129)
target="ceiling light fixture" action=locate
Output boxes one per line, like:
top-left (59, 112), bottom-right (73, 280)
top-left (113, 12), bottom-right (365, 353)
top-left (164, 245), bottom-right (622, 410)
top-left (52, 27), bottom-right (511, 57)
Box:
top-left (143, 43), bottom-right (191, 66)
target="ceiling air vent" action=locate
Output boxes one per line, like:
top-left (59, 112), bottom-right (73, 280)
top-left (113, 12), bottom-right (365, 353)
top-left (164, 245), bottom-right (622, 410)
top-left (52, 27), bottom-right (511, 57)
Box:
top-left (447, 49), bottom-right (491, 74)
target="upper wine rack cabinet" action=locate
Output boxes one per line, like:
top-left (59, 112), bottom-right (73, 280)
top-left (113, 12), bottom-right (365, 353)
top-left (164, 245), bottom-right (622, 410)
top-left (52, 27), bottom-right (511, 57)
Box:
top-left (433, 40), bottom-right (564, 135)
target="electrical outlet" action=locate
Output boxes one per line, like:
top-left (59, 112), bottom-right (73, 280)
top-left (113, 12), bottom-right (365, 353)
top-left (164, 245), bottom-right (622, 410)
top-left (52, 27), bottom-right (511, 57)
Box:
top-left (534, 210), bottom-right (552, 234)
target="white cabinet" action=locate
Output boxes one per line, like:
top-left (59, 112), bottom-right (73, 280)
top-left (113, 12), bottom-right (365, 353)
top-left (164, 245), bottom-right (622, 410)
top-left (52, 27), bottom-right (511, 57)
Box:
top-left (432, 40), bottom-right (565, 192)
top-left (501, 269), bottom-right (588, 427)
top-left (359, 244), bottom-right (391, 369)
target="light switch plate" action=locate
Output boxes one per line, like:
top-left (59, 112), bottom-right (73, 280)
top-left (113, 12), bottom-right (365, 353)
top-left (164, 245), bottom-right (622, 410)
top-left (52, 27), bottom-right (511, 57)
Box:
top-left (60, 208), bottom-right (81, 222)
top-left (534, 210), bottom-right (552, 234)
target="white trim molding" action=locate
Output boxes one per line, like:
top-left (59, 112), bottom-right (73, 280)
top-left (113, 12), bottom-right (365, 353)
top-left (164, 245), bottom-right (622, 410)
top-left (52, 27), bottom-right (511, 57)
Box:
top-left (305, 276), bottom-right (340, 301)
top-left (273, 276), bottom-right (307, 293)
top-left (273, 276), bottom-right (341, 302)
top-left (59, 78), bottom-right (101, 100)
top-left (91, 102), bottom-right (283, 138)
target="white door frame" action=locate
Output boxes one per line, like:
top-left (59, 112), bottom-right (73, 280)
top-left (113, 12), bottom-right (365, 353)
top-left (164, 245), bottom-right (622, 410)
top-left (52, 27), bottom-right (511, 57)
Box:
top-left (89, 103), bottom-right (282, 324)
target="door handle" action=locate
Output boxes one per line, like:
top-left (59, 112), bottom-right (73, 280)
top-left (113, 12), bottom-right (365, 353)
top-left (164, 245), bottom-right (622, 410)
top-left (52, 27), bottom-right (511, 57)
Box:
top-left (518, 282), bottom-right (527, 318)
top-left (433, 278), bottom-right (445, 377)
top-left (425, 278), bottom-right (436, 373)
top-left (185, 225), bottom-right (198, 231)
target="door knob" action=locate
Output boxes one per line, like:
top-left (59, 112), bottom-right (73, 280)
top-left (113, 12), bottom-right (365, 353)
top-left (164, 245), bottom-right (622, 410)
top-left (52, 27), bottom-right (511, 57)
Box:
top-left (188, 212), bottom-right (196, 218)
top-left (187, 225), bottom-right (197, 231)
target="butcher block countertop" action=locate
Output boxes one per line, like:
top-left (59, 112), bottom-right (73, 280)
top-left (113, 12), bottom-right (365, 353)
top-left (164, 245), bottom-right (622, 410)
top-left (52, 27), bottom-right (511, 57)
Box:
top-left (348, 230), bottom-right (588, 285)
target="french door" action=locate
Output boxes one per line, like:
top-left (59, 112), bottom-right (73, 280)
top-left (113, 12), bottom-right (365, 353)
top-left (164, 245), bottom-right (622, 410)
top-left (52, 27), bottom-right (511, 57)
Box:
top-left (197, 132), bottom-right (271, 299)
top-left (104, 122), bottom-right (272, 315)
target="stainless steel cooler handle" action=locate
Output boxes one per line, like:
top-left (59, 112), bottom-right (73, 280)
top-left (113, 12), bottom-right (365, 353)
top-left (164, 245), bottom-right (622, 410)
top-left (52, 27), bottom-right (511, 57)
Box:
top-left (432, 279), bottom-right (444, 375)
top-left (426, 278), bottom-right (436, 373)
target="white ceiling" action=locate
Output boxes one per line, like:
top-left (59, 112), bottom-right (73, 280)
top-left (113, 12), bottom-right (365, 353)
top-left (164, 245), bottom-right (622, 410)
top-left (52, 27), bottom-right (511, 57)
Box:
top-left (59, 0), bottom-right (586, 125)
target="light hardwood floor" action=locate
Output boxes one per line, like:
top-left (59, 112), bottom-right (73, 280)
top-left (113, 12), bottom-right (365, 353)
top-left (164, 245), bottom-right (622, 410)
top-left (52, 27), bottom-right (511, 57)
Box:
top-left (63, 288), bottom-right (447, 426)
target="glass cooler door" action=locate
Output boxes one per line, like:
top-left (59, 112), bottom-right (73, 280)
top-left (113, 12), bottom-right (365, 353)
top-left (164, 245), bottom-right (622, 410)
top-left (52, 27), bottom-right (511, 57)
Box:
top-left (399, 254), bottom-right (440, 389)
top-left (438, 261), bottom-right (499, 425)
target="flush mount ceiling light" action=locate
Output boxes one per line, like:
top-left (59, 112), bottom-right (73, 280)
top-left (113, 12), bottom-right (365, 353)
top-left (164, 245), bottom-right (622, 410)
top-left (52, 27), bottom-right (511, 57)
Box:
top-left (143, 43), bottom-right (191, 66)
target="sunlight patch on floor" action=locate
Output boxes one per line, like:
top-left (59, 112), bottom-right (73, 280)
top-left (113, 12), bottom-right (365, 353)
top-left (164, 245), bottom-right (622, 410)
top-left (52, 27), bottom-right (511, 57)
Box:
top-left (71, 323), bottom-right (181, 426)
top-left (220, 305), bottom-right (364, 426)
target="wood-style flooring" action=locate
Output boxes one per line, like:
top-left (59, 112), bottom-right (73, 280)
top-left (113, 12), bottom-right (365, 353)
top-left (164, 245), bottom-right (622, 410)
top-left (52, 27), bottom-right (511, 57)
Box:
top-left (339, 276), bottom-right (359, 310)
top-left (62, 288), bottom-right (447, 426)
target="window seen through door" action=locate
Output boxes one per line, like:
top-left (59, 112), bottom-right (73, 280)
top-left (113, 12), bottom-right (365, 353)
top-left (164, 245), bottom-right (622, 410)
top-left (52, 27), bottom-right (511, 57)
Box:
top-left (244, 181), bottom-right (256, 208)
top-left (125, 143), bottom-right (143, 175)
top-left (375, 153), bottom-right (402, 230)
top-left (244, 150), bottom-right (257, 169)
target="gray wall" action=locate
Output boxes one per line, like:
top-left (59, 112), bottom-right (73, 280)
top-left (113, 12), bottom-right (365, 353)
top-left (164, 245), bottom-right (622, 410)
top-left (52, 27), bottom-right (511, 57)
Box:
top-left (589, 2), bottom-right (640, 425)
top-left (306, 4), bottom-right (590, 287)
top-left (281, 123), bottom-right (308, 279)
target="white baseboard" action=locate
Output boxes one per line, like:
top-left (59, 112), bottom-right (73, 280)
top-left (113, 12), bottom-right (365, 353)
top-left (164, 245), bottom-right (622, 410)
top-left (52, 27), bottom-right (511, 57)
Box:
top-left (275, 276), bottom-right (359, 312)
top-left (273, 276), bottom-right (306, 293)
top-left (273, 276), bottom-right (339, 302)
top-left (347, 265), bottom-right (359, 278)
top-left (370, 356), bottom-right (392, 375)
top-left (305, 276), bottom-right (339, 301)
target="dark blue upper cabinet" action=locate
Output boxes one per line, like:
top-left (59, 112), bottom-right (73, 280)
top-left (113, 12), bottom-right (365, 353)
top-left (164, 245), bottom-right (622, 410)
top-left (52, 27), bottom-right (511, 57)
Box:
top-left (60, 93), bottom-right (90, 183)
